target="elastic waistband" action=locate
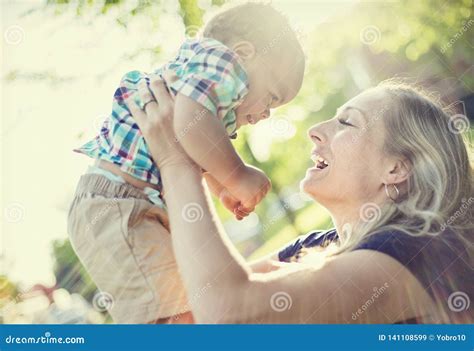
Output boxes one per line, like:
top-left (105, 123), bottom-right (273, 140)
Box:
top-left (75, 173), bottom-right (150, 201)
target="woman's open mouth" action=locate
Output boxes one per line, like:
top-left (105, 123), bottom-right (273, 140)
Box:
top-left (310, 153), bottom-right (329, 170)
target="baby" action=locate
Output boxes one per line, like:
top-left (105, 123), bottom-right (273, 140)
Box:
top-left (68, 3), bottom-right (305, 323)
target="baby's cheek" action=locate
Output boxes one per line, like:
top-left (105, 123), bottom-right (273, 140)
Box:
top-left (244, 92), bottom-right (268, 113)
top-left (236, 96), bottom-right (254, 114)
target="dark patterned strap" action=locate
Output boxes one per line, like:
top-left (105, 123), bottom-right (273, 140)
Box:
top-left (278, 229), bottom-right (338, 262)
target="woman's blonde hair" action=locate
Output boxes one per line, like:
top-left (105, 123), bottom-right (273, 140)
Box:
top-left (325, 79), bottom-right (473, 321)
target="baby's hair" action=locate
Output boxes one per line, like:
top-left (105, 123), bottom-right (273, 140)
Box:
top-left (203, 2), bottom-right (302, 56)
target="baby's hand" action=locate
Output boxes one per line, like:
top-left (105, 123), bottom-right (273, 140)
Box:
top-left (203, 172), bottom-right (251, 220)
top-left (225, 165), bottom-right (271, 213)
top-left (218, 188), bottom-right (250, 220)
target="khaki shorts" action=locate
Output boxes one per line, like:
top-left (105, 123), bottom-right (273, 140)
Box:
top-left (67, 174), bottom-right (189, 323)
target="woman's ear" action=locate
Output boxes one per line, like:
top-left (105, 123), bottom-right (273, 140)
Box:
top-left (231, 41), bottom-right (256, 61)
top-left (383, 158), bottom-right (412, 185)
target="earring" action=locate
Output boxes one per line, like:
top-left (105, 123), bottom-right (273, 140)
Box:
top-left (385, 183), bottom-right (400, 202)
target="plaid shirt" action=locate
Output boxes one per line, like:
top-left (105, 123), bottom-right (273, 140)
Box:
top-left (75, 38), bottom-right (249, 186)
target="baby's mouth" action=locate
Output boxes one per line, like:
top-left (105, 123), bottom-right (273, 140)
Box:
top-left (311, 153), bottom-right (329, 170)
top-left (246, 115), bottom-right (256, 125)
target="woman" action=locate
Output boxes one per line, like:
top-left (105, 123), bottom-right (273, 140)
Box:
top-left (126, 78), bottom-right (473, 324)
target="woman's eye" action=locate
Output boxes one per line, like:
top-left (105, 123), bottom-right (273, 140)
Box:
top-left (338, 118), bottom-right (353, 126)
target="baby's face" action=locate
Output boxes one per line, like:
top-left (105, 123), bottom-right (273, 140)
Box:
top-left (235, 51), bottom-right (305, 129)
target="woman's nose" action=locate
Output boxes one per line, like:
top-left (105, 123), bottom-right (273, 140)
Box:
top-left (308, 124), bottom-right (326, 144)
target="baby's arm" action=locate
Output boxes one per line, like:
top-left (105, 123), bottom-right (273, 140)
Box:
top-left (174, 93), bottom-right (245, 188)
top-left (203, 172), bottom-right (249, 220)
top-left (174, 93), bottom-right (271, 211)
top-left (202, 172), bottom-right (224, 196)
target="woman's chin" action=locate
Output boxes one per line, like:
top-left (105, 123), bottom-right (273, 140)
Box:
top-left (300, 166), bottom-right (331, 196)
top-left (299, 176), bottom-right (313, 194)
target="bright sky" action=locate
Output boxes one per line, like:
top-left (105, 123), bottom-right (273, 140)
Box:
top-left (1, 0), bottom-right (355, 288)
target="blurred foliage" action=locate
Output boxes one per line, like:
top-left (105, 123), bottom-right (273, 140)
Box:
top-left (179, 0), bottom-right (204, 28)
top-left (37, 0), bottom-right (473, 264)
top-left (304, 0), bottom-right (474, 93)
top-left (0, 275), bottom-right (19, 323)
top-left (0, 276), bottom-right (19, 305)
top-left (46, 0), bottom-right (155, 17)
top-left (51, 239), bottom-right (97, 302)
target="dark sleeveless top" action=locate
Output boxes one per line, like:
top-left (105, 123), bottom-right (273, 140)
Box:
top-left (278, 228), bottom-right (473, 323)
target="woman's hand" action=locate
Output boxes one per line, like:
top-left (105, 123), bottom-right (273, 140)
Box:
top-left (125, 77), bottom-right (195, 169)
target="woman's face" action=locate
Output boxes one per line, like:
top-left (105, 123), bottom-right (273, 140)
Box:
top-left (301, 89), bottom-right (391, 208)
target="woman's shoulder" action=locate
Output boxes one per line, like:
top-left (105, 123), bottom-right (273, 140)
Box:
top-left (353, 227), bottom-right (469, 266)
top-left (353, 226), bottom-right (470, 273)
top-left (354, 227), bottom-right (472, 319)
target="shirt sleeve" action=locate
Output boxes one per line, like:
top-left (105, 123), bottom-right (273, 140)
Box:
top-left (167, 47), bottom-right (249, 136)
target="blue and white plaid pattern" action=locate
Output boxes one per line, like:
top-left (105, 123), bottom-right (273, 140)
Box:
top-left (75, 38), bottom-right (249, 186)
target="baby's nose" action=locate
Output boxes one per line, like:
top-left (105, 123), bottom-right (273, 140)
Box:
top-left (261, 109), bottom-right (270, 119)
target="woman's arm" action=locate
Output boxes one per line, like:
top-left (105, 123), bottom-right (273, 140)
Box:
top-left (175, 169), bottom-right (433, 323)
top-left (128, 79), bottom-right (435, 324)
top-left (160, 161), bottom-right (432, 323)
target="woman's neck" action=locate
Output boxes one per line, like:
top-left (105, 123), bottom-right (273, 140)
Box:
top-left (327, 193), bottom-right (387, 240)
top-left (329, 206), bottom-right (362, 241)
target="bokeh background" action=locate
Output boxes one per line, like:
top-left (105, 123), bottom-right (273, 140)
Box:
top-left (1, 0), bottom-right (472, 323)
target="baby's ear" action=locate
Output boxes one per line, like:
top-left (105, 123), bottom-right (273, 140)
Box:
top-left (232, 41), bottom-right (256, 60)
